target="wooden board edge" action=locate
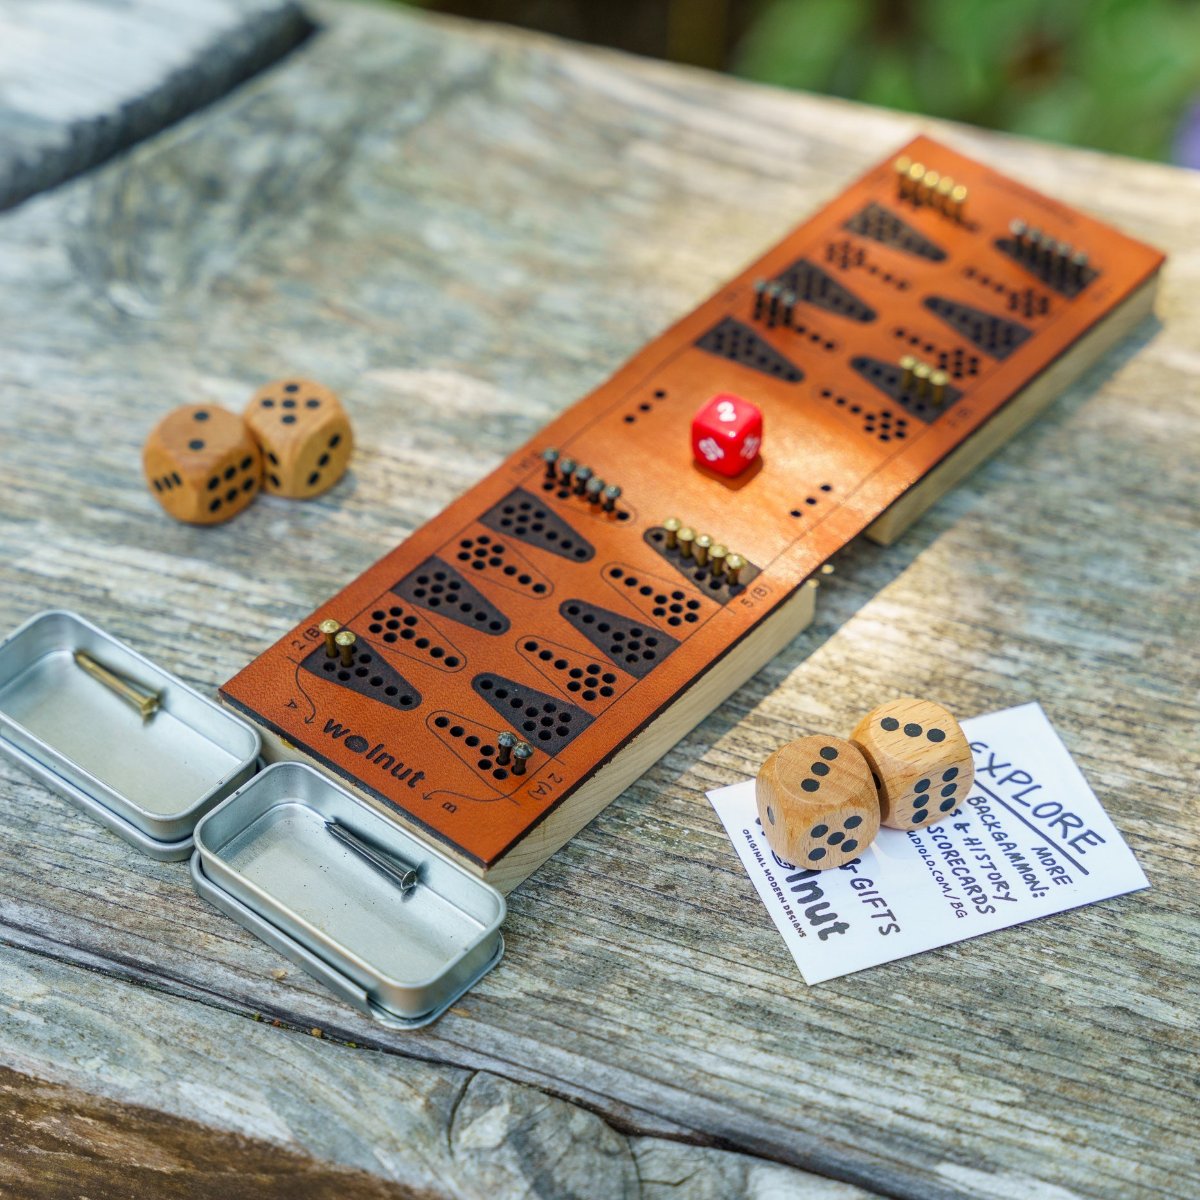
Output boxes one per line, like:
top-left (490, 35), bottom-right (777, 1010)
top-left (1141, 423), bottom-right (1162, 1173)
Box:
top-left (864, 273), bottom-right (1161, 545)
top-left (231, 579), bottom-right (818, 893)
top-left (485, 578), bottom-right (819, 892)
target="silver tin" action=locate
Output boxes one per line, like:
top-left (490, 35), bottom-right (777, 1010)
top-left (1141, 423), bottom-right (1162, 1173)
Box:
top-left (0, 610), bottom-right (261, 858)
top-left (192, 763), bottom-right (506, 1027)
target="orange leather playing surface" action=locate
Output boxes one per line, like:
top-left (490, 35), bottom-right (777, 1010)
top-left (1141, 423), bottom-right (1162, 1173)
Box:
top-left (221, 136), bottom-right (1163, 867)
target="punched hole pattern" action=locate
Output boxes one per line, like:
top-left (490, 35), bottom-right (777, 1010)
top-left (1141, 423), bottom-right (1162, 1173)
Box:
top-left (623, 387), bottom-right (669, 425)
top-left (892, 327), bottom-right (980, 380)
top-left (644, 528), bottom-right (757, 598)
top-left (560, 598), bottom-right (680, 680)
top-left (842, 201), bottom-right (947, 262)
top-left (788, 483), bottom-right (835, 518)
top-left (309, 641), bottom-right (419, 711)
top-left (923, 295), bottom-right (1031, 360)
top-left (824, 238), bottom-right (912, 291)
top-left (473, 673), bottom-right (591, 752)
top-left (962, 266), bottom-right (1052, 318)
top-left (432, 714), bottom-right (509, 781)
top-left (367, 604), bottom-right (460, 668)
top-left (394, 558), bottom-right (510, 636)
top-left (415, 570), bottom-right (503, 631)
top-left (752, 290), bottom-right (839, 350)
top-left (564, 604), bottom-right (661, 666)
top-left (456, 533), bottom-right (548, 595)
top-left (849, 355), bottom-right (962, 419)
top-left (819, 385), bottom-right (911, 440)
top-left (694, 317), bottom-right (804, 383)
top-left (496, 498), bottom-right (589, 559)
top-left (482, 490), bottom-right (597, 561)
top-left (606, 565), bottom-right (700, 627)
top-left (769, 258), bottom-right (876, 323)
top-left (537, 478), bottom-right (633, 521)
top-left (520, 639), bottom-right (618, 702)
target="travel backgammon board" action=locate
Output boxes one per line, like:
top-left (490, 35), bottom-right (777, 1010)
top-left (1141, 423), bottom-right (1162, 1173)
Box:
top-left (221, 136), bottom-right (1164, 891)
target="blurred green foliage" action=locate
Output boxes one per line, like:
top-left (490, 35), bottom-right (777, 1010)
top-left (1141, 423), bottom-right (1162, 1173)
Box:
top-left (393, 0), bottom-right (1200, 163)
top-left (734, 0), bottom-right (1200, 163)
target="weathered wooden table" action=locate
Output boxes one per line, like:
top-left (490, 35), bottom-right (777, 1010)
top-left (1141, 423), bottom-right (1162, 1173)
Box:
top-left (1, 2), bottom-right (1197, 1197)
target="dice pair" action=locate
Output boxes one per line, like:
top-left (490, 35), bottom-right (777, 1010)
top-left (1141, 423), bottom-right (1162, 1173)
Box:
top-left (755, 698), bottom-right (973, 871)
top-left (143, 379), bottom-right (353, 525)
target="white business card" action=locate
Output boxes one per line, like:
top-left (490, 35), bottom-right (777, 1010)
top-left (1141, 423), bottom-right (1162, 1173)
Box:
top-left (707, 702), bottom-right (1149, 984)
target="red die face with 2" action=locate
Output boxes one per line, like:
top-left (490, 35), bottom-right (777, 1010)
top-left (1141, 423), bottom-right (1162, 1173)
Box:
top-left (691, 393), bottom-right (763, 478)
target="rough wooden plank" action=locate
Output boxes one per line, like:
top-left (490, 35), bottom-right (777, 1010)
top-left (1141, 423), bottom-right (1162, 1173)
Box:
top-left (0, 0), bottom-right (312, 211)
top-left (0, 945), bottom-right (873, 1199)
top-left (0, 3), bottom-right (1197, 1199)
top-left (0, 1068), bottom-right (419, 1200)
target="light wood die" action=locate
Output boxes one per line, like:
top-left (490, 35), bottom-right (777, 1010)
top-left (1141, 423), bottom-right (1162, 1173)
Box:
top-left (850, 697), bottom-right (974, 830)
top-left (755, 734), bottom-right (881, 870)
top-left (142, 404), bottom-right (262, 525)
top-left (244, 378), bottom-right (354, 499)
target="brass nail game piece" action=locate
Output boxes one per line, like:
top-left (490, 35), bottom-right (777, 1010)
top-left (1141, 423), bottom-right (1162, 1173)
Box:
top-left (74, 650), bottom-right (160, 720)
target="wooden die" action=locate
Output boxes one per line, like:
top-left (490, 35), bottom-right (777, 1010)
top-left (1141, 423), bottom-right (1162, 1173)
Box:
top-left (243, 379), bottom-right (353, 499)
top-left (143, 404), bottom-right (262, 525)
top-left (756, 735), bottom-right (880, 870)
top-left (850, 698), bottom-right (973, 831)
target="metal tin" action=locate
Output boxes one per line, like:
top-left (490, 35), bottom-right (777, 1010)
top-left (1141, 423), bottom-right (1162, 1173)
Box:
top-left (192, 763), bottom-right (506, 1027)
top-left (0, 610), bottom-right (261, 858)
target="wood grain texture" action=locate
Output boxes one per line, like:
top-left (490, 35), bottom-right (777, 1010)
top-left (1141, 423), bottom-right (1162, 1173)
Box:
top-left (245, 377), bottom-right (353, 497)
top-left (0, 1066), bottom-right (419, 1200)
top-left (0, 945), bottom-right (869, 1199)
top-left (0, 3), bottom-right (1197, 1198)
top-left (0, 0), bottom-right (313, 212)
top-left (143, 402), bottom-right (263, 523)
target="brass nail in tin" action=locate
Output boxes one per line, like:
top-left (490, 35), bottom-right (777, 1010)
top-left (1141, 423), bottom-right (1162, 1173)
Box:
top-left (0, 610), bottom-right (506, 1024)
top-left (192, 763), bottom-right (505, 1028)
top-left (0, 611), bottom-right (261, 859)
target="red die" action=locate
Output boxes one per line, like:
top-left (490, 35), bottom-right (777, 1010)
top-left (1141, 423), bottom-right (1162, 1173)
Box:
top-left (691, 393), bottom-right (763, 477)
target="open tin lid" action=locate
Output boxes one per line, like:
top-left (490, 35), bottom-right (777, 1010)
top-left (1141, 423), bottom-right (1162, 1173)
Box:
top-left (0, 610), bottom-right (507, 1025)
top-left (0, 610), bottom-right (262, 859)
top-left (192, 762), bottom-right (506, 1027)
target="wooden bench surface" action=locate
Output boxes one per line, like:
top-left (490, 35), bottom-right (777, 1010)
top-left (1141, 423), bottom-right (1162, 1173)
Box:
top-left (0, 2), bottom-right (1197, 1197)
